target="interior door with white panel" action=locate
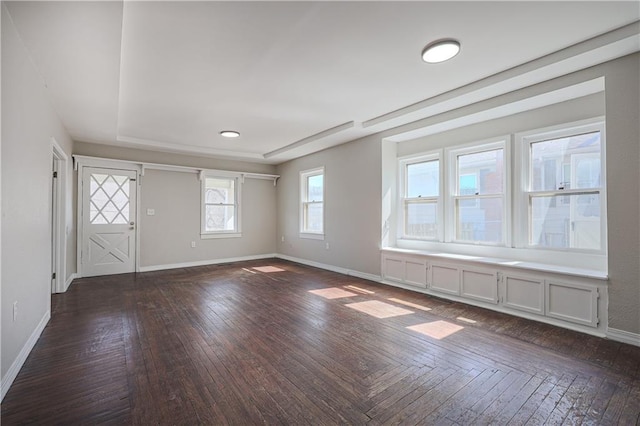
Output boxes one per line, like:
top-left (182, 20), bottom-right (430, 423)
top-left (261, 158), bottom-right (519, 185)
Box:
top-left (82, 167), bottom-right (137, 277)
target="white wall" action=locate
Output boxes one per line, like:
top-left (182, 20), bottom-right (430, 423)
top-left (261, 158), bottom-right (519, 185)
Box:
top-left (276, 136), bottom-right (382, 277)
top-left (276, 53), bottom-right (640, 335)
top-left (140, 170), bottom-right (276, 268)
top-left (602, 54), bottom-right (640, 334)
top-left (73, 143), bottom-right (277, 270)
top-left (1, 5), bottom-right (74, 392)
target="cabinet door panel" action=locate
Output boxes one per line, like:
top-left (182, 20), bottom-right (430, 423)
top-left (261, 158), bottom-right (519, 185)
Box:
top-left (461, 268), bottom-right (498, 304)
top-left (546, 281), bottom-right (598, 327)
top-left (405, 259), bottom-right (427, 288)
top-left (430, 263), bottom-right (460, 295)
top-left (504, 274), bottom-right (544, 314)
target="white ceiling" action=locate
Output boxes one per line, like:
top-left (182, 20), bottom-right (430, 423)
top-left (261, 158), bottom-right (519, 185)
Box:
top-left (5, 1), bottom-right (639, 164)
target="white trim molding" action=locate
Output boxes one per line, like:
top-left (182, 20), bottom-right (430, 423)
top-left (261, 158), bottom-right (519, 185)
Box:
top-left (138, 254), bottom-right (278, 273)
top-left (73, 155), bottom-right (279, 185)
top-left (275, 254), bottom-right (381, 283)
top-left (64, 273), bottom-right (77, 292)
top-left (607, 328), bottom-right (640, 347)
top-left (1, 311), bottom-right (51, 402)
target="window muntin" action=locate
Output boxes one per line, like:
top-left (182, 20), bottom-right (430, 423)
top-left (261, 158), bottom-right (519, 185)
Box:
top-left (300, 168), bottom-right (324, 236)
top-left (202, 177), bottom-right (239, 236)
top-left (525, 127), bottom-right (604, 251)
top-left (452, 145), bottom-right (506, 245)
top-left (401, 156), bottom-right (440, 240)
top-left (89, 173), bottom-right (131, 224)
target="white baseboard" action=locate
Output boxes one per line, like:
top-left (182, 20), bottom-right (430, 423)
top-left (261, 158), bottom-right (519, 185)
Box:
top-left (607, 327), bottom-right (640, 347)
top-left (139, 253), bottom-right (278, 272)
top-left (275, 254), bottom-right (382, 283)
top-left (1, 310), bottom-right (51, 402)
top-left (63, 273), bottom-right (76, 292)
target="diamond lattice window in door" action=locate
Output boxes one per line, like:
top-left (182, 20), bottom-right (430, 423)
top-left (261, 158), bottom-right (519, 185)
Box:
top-left (89, 173), bottom-right (130, 224)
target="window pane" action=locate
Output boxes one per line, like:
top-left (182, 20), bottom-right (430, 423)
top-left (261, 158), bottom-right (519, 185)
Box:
top-left (531, 193), bottom-right (600, 250)
top-left (205, 178), bottom-right (235, 204)
top-left (405, 201), bottom-right (437, 239)
top-left (531, 131), bottom-right (601, 191)
top-left (205, 205), bottom-right (235, 232)
top-left (458, 149), bottom-right (503, 195)
top-left (407, 160), bottom-right (439, 198)
top-left (456, 197), bottom-right (503, 243)
top-left (304, 202), bottom-right (323, 232)
top-left (89, 173), bottom-right (130, 224)
top-left (307, 174), bottom-right (323, 202)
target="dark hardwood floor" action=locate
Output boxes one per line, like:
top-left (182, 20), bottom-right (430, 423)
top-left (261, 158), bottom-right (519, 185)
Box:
top-left (2, 259), bottom-right (639, 425)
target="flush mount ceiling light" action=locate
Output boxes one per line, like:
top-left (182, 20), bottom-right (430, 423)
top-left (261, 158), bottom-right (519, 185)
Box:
top-left (422, 39), bottom-right (461, 63)
top-left (220, 130), bottom-right (240, 138)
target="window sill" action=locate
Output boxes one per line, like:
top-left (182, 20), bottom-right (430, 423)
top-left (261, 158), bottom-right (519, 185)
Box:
top-left (299, 232), bottom-right (324, 241)
top-left (201, 232), bottom-right (242, 239)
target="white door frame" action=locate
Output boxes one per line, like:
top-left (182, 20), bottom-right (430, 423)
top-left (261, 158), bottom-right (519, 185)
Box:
top-left (75, 157), bottom-right (141, 278)
top-left (51, 138), bottom-right (68, 293)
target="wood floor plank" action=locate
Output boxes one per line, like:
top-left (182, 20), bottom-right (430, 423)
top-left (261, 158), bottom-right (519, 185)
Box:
top-left (1, 259), bottom-right (639, 425)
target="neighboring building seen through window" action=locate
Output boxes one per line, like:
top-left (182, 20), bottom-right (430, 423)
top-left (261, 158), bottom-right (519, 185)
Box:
top-left (402, 156), bottom-right (440, 239)
top-left (526, 128), bottom-right (603, 251)
top-left (454, 147), bottom-right (505, 244)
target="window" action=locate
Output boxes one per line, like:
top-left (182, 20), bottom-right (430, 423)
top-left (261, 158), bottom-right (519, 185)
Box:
top-left (450, 141), bottom-right (507, 245)
top-left (521, 121), bottom-right (605, 252)
top-left (201, 176), bottom-right (240, 238)
top-left (400, 154), bottom-right (440, 240)
top-left (300, 167), bottom-right (324, 238)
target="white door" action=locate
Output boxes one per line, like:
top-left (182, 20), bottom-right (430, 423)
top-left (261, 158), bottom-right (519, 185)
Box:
top-left (82, 167), bottom-right (137, 277)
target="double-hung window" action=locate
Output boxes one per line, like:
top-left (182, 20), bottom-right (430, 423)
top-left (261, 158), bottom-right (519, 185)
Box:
top-left (449, 140), bottom-right (508, 245)
top-left (521, 121), bottom-right (605, 252)
top-left (400, 154), bottom-right (440, 240)
top-left (201, 176), bottom-right (241, 238)
top-left (300, 167), bottom-right (324, 238)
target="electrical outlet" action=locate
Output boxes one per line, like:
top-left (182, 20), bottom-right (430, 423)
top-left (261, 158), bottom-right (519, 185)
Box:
top-left (146, 208), bottom-right (155, 216)
top-left (191, 241), bottom-right (196, 248)
top-left (325, 242), bottom-right (330, 250)
top-left (281, 235), bottom-right (285, 242)
top-left (13, 301), bottom-right (18, 322)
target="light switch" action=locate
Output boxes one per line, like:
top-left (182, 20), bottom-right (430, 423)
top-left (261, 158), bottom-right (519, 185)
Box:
top-left (147, 208), bottom-right (155, 216)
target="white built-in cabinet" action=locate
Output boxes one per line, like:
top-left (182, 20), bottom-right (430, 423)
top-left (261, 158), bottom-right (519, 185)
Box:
top-left (381, 249), bottom-right (606, 334)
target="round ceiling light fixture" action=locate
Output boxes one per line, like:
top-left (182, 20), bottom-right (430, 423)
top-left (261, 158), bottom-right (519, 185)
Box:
top-left (421, 39), bottom-right (461, 63)
top-left (220, 130), bottom-right (240, 138)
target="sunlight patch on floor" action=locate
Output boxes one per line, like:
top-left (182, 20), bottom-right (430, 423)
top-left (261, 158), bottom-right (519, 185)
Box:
top-left (253, 266), bottom-right (286, 273)
top-left (346, 300), bottom-right (414, 319)
top-left (242, 268), bottom-right (257, 274)
top-left (387, 298), bottom-right (432, 312)
top-left (344, 285), bottom-right (375, 294)
top-left (407, 321), bottom-right (464, 340)
top-left (456, 316), bottom-right (477, 324)
top-left (309, 288), bottom-right (358, 299)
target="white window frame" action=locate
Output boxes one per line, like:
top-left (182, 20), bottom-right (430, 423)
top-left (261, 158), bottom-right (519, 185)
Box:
top-left (446, 137), bottom-right (511, 246)
top-left (515, 118), bottom-right (606, 254)
top-left (300, 167), bottom-right (325, 240)
top-left (201, 175), bottom-right (242, 239)
top-left (398, 151), bottom-right (443, 241)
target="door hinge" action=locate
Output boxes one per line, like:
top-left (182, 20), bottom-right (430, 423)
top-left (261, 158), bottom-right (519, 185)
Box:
top-left (53, 171), bottom-right (58, 178)
top-left (52, 272), bottom-right (56, 279)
